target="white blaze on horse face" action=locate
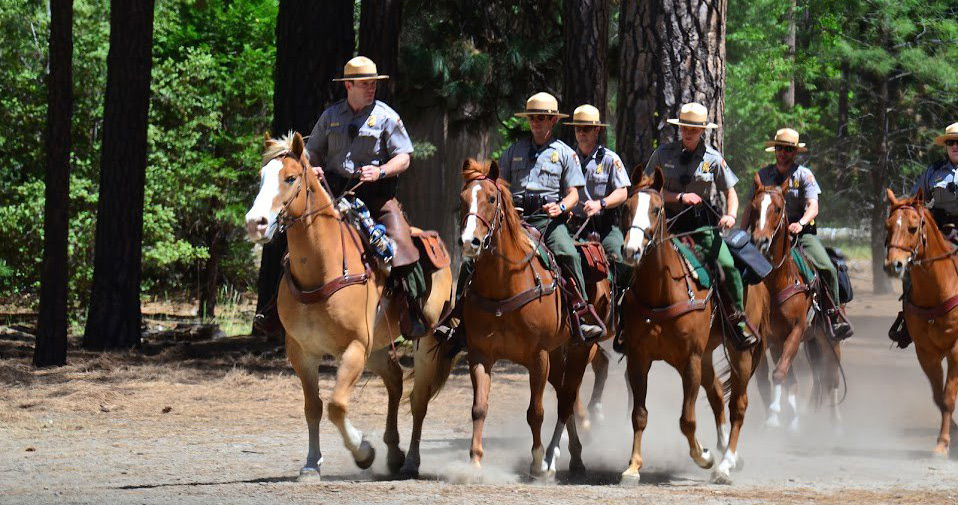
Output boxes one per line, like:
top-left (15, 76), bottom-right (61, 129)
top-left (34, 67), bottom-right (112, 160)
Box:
top-left (245, 159), bottom-right (283, 243)
top-left (759, 193), bottom-right (772, 230)
top-left (625, 192), bottom-right (651, 259)
top-left (896, 211), bottom-right (902, 229)
top-left (460, 183), bottom-right (483, 250)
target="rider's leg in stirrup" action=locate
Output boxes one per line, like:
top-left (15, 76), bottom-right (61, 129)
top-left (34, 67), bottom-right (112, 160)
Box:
top-left (798, 233), bottom-right (852, 339)
top-left (601, 226), bottom-right (632, 292)
top-left (697, 226), bottom-right (757, 348)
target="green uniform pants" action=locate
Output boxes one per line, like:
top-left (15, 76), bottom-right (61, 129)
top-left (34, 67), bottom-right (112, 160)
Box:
top-left (393, 262), bottom-right (426, 300)
top-left (526, 215), bottom-right (588, 292)
top-left (796, 233), bottom-right (839, 304)
top-left (599, 225), bottom-right (631, 291)
top-left (692, 226), bottom-right (744, 313)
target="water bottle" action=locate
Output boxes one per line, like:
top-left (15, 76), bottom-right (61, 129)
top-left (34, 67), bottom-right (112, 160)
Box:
top-left (349, 197), bottom-right (394, 262)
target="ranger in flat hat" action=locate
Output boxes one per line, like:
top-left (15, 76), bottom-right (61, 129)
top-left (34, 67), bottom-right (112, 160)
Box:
top-left (889, 121), bottom-right (958, 348)
top-left (564, 105), bottom-right (631, 290)
top-left (644, 102), bottom-right (757, 349)
top-left (744, 128), bottom-right (853, 340)
top-left (305, 56), bottom-right (428, 337)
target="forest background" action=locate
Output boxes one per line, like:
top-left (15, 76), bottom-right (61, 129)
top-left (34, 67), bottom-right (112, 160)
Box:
top-left (2, 0), bottom-right (957, 360)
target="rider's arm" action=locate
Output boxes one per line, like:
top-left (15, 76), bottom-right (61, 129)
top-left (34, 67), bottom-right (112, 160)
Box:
top-left (739, 184), bottom-right (756, 229)
top-left (723, 187), bottom-right (739, 218)
top-left (602, 187), bottom-right (628, 208)
top-left (560, 186), bottom-right (579, 211)
top-left (379, 152), bottom-right (411, 178)
top-left (798, 198), bottom-right (819, 227)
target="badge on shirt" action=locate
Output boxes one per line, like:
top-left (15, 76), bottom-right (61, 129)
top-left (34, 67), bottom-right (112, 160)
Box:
top-left (596, 163), bottom-right (603, 174)
top-left (702, 162), bottom-right (712, 173)
top-left (792, 178), bottom-right (800, 189)
top-left (551, 151), bottom-right (559, 163)
top-left (367, 115), bottom-right (377, 127)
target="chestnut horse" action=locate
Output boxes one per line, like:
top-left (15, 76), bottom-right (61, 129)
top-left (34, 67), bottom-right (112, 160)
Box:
top-left (618, 168), bottom-right (768, 484)
top-left (885, 188), bottom-right (958, 456)
top-left (245, 132), bottom-right (455, 479)
top-left (747, 175), bottom-right (843, 430)
top-left (457, 159), bottom-right (608, 479)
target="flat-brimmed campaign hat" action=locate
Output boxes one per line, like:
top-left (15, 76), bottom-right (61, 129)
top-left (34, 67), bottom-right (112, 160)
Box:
top-left (934, 122), bottom-right (958, 146)
top-left (332, 56), bottom-right (389, 82)
top-left (563, 104), bottom-right (608, 127)
top-left (666, 102), bottom-right (718, 129)
top-left (764, 128), bottom-right (808, 152)
top-left (514, 92), bottom-right (568, 118)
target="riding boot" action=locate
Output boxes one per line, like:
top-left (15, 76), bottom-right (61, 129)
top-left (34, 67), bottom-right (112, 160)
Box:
top-left (729, 311), bottom-right (760, 351)
top-left (393, 263), bottom-right (429, 339)
top-left (562, 274), bottom-right (606, 342)
top-left (252, 296), bottom-right (284, 338)
top-left (828, 307), bottom-right (853, 341)
top-left (888, 311), bottom-right (912, 348)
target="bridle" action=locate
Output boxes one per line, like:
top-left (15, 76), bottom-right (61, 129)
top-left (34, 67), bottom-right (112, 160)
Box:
top-left (271, 151), bottom-right (341, 233)
top-left (627, 188), bottom-right (666, 255)
top-left (461, 176), bottom-right (503, 255)
top-left (752, 188), bottom-right (789, 270)
top-left (886, 204), bottom-right (929, 268)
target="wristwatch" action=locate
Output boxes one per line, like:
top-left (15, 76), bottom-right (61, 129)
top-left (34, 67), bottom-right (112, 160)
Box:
top-left (379, 167), bottom-right (387, 180)
top-left (559, 202), bottom-right (567, 212)
top-left (600, 198), bottom-right (607, 209)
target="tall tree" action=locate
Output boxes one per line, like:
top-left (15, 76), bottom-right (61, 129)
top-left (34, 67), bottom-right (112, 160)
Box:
top-left (359, 0), bottom-right (403, 102)
top-left (82, 0), bottom-right (155, 350)
top-left (35, 0), bottom-right (73, 367)
top-left (560, 0), bottom-right (609, 146)
top-left (617, 0), bottom-right (728, 172)
top-left (255, 0), bottom-right (354, 335)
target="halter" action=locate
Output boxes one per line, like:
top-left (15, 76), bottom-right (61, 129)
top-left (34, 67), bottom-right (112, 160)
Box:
top-left (460, 176), bottom-right (504, 255)
top-left (886, 204), bottom-right (937, 268)
top-left (271, 151), bottom-right (344, 233)
top-left (752, 188), bottom-right (790, 270)
top-left (628, 188), bottom-right (666, 252)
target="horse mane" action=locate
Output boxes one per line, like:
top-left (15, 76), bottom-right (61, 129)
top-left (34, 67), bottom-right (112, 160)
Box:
top-left (261, 131), bottom-right (310, 167)
top-left (461, 159), bottom-right (532, 255)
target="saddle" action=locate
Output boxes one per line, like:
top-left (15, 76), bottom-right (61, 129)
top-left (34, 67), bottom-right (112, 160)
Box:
top-left (575, 241), bottom-right (609, 284)
top-left (411, 228), bottom-right (450, 271)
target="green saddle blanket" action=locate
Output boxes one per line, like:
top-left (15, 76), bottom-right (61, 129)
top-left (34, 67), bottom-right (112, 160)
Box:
top-left (671, 238), bottom-right (712, 289)
top-left (791, 248), bottom-right (815, 285)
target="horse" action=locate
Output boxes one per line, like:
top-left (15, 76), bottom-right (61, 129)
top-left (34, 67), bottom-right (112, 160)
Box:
top-left (244, 132), bottom-right (456, 479)
top-left (747, 175), bottom-right (843, 430)
top-left (885, 188), bottom-right (958, 457)
top-left (456, 158), bottom-right (609, 479)
top-left (617, 167), bottom-right (768, 484)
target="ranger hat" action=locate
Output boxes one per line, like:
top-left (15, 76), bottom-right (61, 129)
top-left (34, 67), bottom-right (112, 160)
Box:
top-left (934, 122), bottom-right (958, 146)
top-left (666, 102), bottom-right (718, 129)
top-left (515, 92), bottom-right (569, 118)
top-left (333, 56), bottom-right (389, 82)
top-left (764, 128), bottom-right (808, 152)
top-left (563, 104), bottom-right (609, 127)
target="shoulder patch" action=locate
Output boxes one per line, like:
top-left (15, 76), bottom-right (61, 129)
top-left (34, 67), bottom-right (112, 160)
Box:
top-left (614, 158), bottom-right (622, 168)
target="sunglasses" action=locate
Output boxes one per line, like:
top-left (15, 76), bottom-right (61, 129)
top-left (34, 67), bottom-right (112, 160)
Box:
top-left (528, 115), bottom-right (552, 122)
top-left (575, 126), bottom-right (598, 132)
top-left (774, 145), bottom-right (797, 153)
top-left (946, 139), bottom-right (958, 147)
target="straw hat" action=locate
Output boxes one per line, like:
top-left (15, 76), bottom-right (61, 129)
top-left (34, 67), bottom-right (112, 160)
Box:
top-left (666, 102), bottom-right (718, 129)
top-left (332, 56), bottom-right (389, 82)
top-left (934, 122), bottom-right (958, 146)
top-left (514, 92), bottom-right (568, 118)
top-left (563, 104), bottom-right (608, 127)
top-left (763, 128), bottom-right (808, 152)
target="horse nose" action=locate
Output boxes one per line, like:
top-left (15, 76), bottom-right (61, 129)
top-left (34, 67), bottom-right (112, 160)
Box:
top-left (471, 237), bottom-right (481, 248)
top-left (757, 237), bottom-right (770, 254)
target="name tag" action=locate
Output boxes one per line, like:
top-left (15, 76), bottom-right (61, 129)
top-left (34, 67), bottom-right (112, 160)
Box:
top-left (513, 157), bottom-right (524, 162)
top-left (329, 122), bottom-right (341, 127)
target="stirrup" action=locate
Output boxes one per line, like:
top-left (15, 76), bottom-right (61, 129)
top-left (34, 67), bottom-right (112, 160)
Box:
top-left (888, 311), bottom-right (912, 349)
top-left (728, 313), bottom-right (758, 350)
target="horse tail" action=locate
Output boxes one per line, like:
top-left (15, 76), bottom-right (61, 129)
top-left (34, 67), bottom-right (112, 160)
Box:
top-left (402, 333), bottom-right (460, 406)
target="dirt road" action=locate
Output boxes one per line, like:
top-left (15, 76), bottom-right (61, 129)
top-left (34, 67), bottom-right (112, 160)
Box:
top-left (2, 286), bottom-right (958, 504)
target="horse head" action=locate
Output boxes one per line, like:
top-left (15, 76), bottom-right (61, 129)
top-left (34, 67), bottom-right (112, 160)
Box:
top-left (748, 173), bottom-right (789, 260)
top-left (622, 166), bottom-right (666, 265)
top-left (245, 131), bottom-right (313, 244)
top-left (884, 188), bottom-right (927, 278)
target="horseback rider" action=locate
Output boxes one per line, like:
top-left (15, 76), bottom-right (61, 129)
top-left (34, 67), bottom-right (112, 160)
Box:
top-left (643, 102), bottom-right (758, 348)
top-left (564, 104), bottom-right (631, 290)
top-left (743, 128), bottom-right (853, 340)
top-left (890, 121), bottom-right (958, 347)
top-left (304, 56), bottom-right (429, 337)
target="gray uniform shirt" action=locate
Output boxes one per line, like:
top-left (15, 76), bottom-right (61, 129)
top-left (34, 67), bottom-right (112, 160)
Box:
top-left (305, 99), bottom-right (414, 177)
top-left (913, 160), bottom-right (958, 216)
top-left (643, 141), bottom-right (738, 216)
top-left (498, 137), bottom-right (585, 201)
top-left (578, 145), bottom-right (631, 201)
top-left (755, 164), bottom-right (821, 224)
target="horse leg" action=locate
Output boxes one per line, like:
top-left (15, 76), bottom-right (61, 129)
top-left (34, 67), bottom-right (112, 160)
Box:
top-left (826, 339), bottom-right (844, 429)
top-left (915, 344), bottom-right (948, 455)
top-left (712, 347), bottom-right (755, 484)
top-left (528, 348), bottom-right (551, 479)
top-left (756, 348), bottom-right (771, 416)
top-left (939, 351), bottom-right (958, 456)
top-left (768, 325), bottom-right (803, 429)
top-left (680, 353), bottom-right (714, 471)
top-left (366, 348), bottom-right (405, 474)
top-left (546, 343), bottom-right (592, 475)
top-left (468, 349), bottom-right (493, 469)
top-left (402, 334), bottom-right (443, 476)
top-left (620, 354), bottom-right (651, 486)
top-left (286, 337), bottom-right (324, 479)
top-left (328, 340), bottom-right (375, 469)
top-left (587, 345), bottom-right (610, 425)
top-left (701, 350), bottom-right (729, 455)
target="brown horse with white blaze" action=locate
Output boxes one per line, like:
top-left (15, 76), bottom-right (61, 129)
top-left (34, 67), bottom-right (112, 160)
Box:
top-left (885, 188), bottom-right (958, 457)
top-left (457, 159), bottom-right (604, 479)
top-left (244, 132), bottom-right (455, 479)
top-left (618, 167), bottom-right (768, 485)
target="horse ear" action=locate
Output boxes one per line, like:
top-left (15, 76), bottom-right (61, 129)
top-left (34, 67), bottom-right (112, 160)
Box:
top-left (886, 188), bottom-right (899, 205)
top-left (652, 166), bottom-right (665, 192)
top-left (914, 187), bottom-right (925, 204)
top-left (778, 176), bottom-right (790, 193)
top-left (291, 131), bottom-right (305, 157)
top-left (488, 159), bottom-right (500, 181)
top-left (263, 131), bottom-right (272, 147)
top-left (753, 173), bottom-right (763, 191)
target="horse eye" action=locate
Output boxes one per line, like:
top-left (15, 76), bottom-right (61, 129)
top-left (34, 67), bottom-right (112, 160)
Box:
top-left (488, 196), bottom-right (495, 204)
top-left (285, 176), bottom-right (296, 184)
top-left (908, 226), bottom-right (918, 234)
top-left (653, 207), bottom-right (660, 215)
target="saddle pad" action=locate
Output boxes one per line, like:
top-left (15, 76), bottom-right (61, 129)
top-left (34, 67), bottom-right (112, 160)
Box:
top-left (791, 248), bottom-right (815, 285)
top-left (575, 241), bottom-right (609, 284)
top-left (411, 230), bottom-right (450, 270)
top-left (671, 238), bottom-right (711, 289)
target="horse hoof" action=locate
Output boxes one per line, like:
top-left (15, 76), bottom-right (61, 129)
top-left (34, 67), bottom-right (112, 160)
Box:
top-left (733, 455), bottom-right (745, 472)
top-left (710, 468), bottom-right (732, 485)
top-left (399, 457), bottom-right (420, 478)
top-left (693, 448), bottom-right (714, 469)
top-left (765, 415), bottom-right (781, 429)
top-left (788, 418), bottom-right (800, 434)
top-left (580, 418), bottom-right (592, 432)
top-left (355, 441), bottom-right (376, 470)
top-left (569, 459), bottom-right (587, 475)
top-left (619, 472), bottom-right (641, 487)
top-left (931, 448), bottom-right (949, 460)
top-left (298, 466), bottom-right (322, 482)
top-left (387, 447), bottom-right (406, 475)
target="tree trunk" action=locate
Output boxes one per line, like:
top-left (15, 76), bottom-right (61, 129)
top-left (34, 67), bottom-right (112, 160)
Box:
top-left (35, 0), bottom-right (73, 367)
top-left (359, 0), bottom-right (402, 102)
top-left (781, 0), bottom-right (796, 109)
top-left (617, 0), bottom-right (727, 174)
top-left (256, 0), bottom-right (354, 336)
top-left (560, 0), bottom-right (609, 146)
top-left (82, 0), bottom-right (155, 350)
top-left (870, 29), bottom-right (892, 295)
top-left (199, 197), bottom-right (222, 319)
top-left (836, 60), bottom-right (850, 174)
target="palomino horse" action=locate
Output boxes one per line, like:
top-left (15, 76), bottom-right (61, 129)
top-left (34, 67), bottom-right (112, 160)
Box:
top-left (245, 132), bottom-right (455, 478)
top-left (885, 188), bottom-right (958, 457)
top-left (618, 167), bottom-right (768, 484)
top-left (457, 159), bottom-right (607, 478)
top-left (747, 175), bottom-right (842, 430)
